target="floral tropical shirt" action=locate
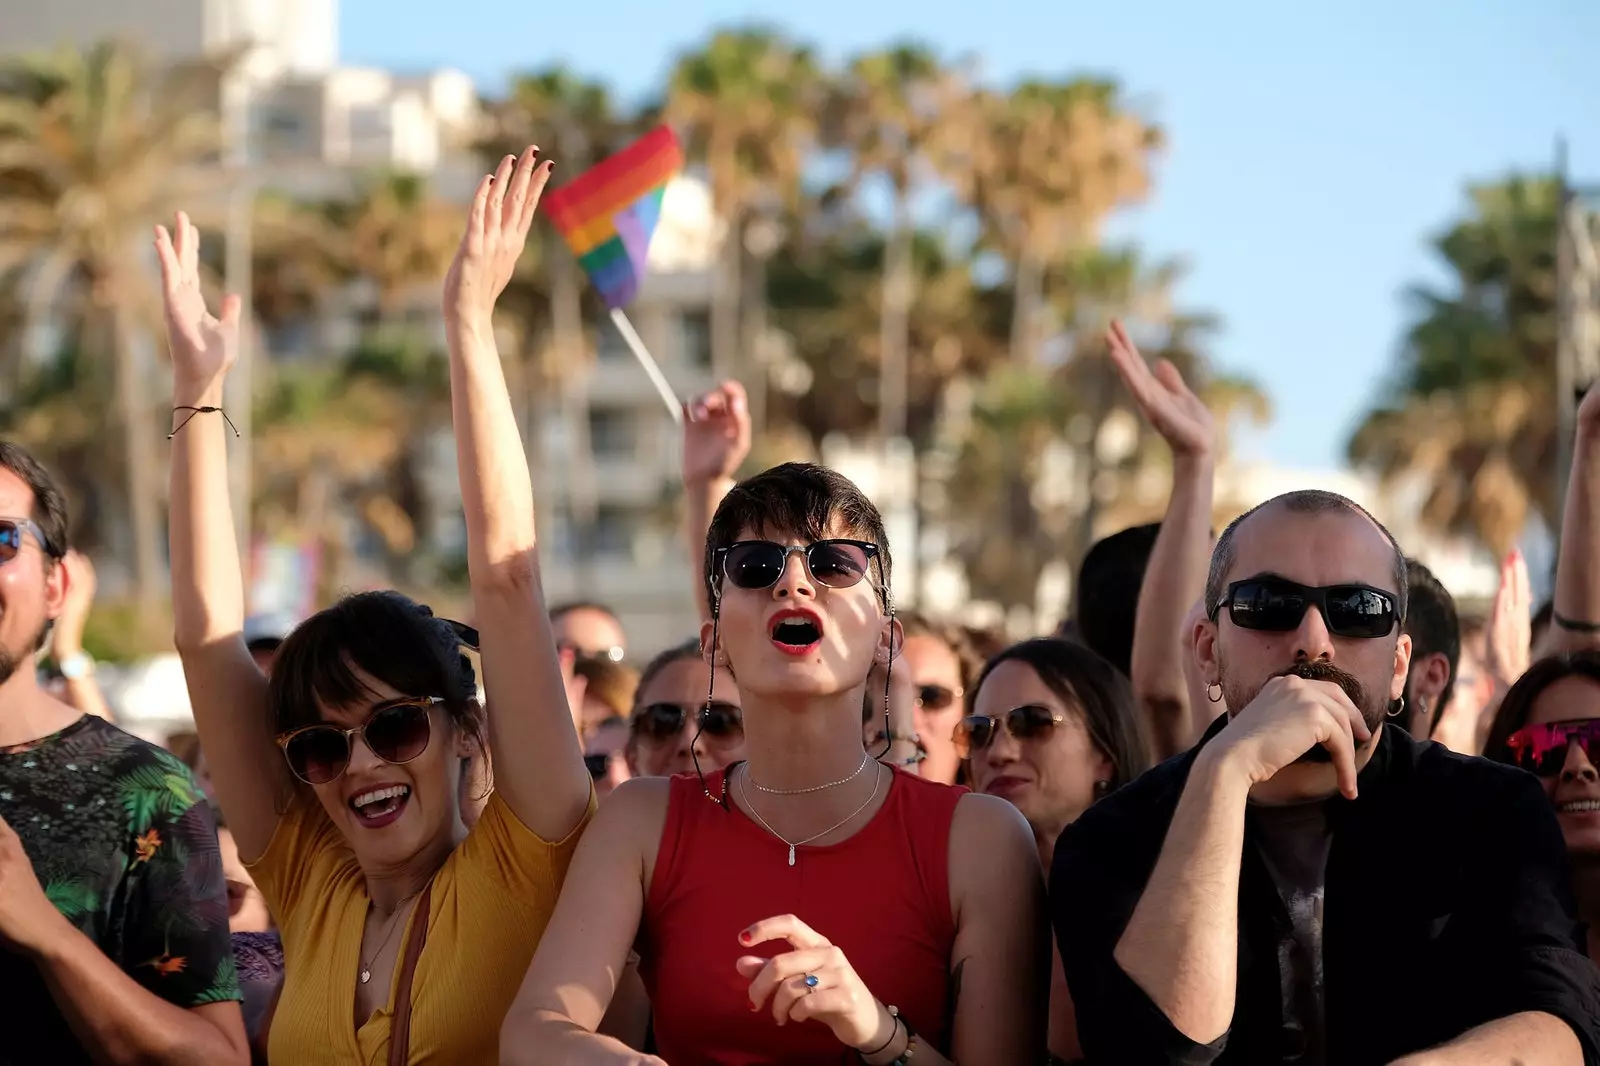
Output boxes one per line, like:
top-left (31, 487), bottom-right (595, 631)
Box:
top-left (0, 715), bottom-right (240, 1064)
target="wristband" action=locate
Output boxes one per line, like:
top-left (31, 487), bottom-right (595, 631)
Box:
top-left (1553, 610), bottom-right (1600, 634)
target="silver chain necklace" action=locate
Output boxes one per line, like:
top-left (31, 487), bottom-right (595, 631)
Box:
top-left (746, 749), bottom-right (871, 796)
top-left (738, 761), bottom-right (884, 866)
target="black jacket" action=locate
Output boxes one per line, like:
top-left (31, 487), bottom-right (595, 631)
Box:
top-left (1051, 718), bottom-right (1600, 1065)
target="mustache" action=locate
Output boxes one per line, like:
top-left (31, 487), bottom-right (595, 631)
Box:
top-left (1280, 659), bottom-right (1367, 709)
top-left (1280, 661), bottom-right (1369, 765)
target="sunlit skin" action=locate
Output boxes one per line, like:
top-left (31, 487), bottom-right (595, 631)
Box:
top-left (555, 608), bottom-right (626, 661)
top-left (701, 523), bottom-right (893, 721)
top-left (625, 656), bottom-right (744, 778)
top-left (300, 669), bottom-right (476, 884)
top-left (968, 660), bottom-right (1113, 854)
top-left (1523, 677), bottom-right (1600, 858)
top-left (1195, 506), bottom-right (1411, 805)
top-left (903, 635), bottom-right (965, 786)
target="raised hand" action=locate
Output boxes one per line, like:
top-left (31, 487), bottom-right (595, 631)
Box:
top-left (1105, 319), bottom-right (1214, 459)
top-left (736, 914), bottom-right (893, 1051)
top-left (154, 212), bottom-right (240, 388)
top-left (1484, 547), bottom-right (1532, 689)
top-left (444, 145), bottom-right (552, 324)
top-left (683, 381), bottom-right (752, 486)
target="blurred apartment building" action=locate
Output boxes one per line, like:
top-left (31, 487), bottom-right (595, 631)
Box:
top-left (0, 0), bottom-right (719, 652)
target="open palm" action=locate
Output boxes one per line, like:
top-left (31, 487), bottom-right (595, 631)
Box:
top-left (154, 212), bottom-right (240, 386)
top-left (1105, 319), bottom-right (1214, 458)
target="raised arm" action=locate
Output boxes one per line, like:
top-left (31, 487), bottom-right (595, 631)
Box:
top-left (1546, 386), bottom-right (1600, 656)
top-left (501, 778), bottom-right (669, 1066)
top-left (1105, 321), bottom-right (1216, 759)
top-left (682, 381), bottom-right (751, 624)
top-left (443, 148), bottom-right (590, 842)
top-left (157, 213), bottom-right (286, 862)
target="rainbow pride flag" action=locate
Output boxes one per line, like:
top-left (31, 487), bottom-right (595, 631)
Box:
top-left (543, 125), bottom-right (684, 309)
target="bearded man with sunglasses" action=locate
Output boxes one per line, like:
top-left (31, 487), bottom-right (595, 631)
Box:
top-left (0, 443), bottom-right (247, 1065)
top-left (1053, 489), bottom-right (1600, 1066)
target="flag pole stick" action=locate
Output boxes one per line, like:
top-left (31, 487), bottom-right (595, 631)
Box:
top-left (609, 307), bottom-right (682, 425)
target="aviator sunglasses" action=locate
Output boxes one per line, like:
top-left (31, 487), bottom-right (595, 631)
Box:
top-left (0, 518), bottom-right (51, 565)
top-left (953, 704), bottom-right (1066, 760)
top-left (1502, 719), bottom-right (1600, 777)
top-left (1211, 577), bottom-right (1399, 640)
top-left (714, 539), bottom-right (881, 598)
top-left (917, 684), bottom-right (963, 713)
top-left (276, 696), bottom-right (443, 785)
top-left (631, 701), bottom-right (744, 742)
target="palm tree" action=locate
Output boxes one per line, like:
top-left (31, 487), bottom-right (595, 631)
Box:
top-left (1348, 175), bottom-right (1561, 555)
top-left (832, 43), bottom-right (972, 442)
top-left (667, 29), bottom-right (824, 394)
top-left (0, 41), bottom-right (232, 620)
top-left (962, 79), bottom-right (1163, 367)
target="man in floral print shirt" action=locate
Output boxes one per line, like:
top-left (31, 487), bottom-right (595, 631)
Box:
top-left (0, 442), bottom-right (246, 1065)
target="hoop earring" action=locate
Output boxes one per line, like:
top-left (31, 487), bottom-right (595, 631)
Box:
top-left (1206, 684), bottom-right (1223, 704)
top-left (1386, 695), bottom-right (1406, 719)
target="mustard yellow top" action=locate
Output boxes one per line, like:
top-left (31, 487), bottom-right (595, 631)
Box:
top-left (248, 790), bottom-right (592, 1065)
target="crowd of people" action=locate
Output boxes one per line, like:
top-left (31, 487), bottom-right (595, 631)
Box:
top-left (2, 144), bottom-right (1600, 1065)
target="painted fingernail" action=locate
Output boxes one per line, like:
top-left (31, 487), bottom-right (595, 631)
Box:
top-left (749, 1001), bottom-right (759, 1011)
top-left (738, 930), bottom-right (752, 944)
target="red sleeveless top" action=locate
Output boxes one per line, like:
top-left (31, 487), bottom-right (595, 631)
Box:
top-left (640, 764), bottom-right (966, 1065)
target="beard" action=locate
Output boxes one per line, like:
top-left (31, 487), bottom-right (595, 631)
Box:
top-left (0, 621), bottom-right (49, 688)
top-left (1221, 657), bottom-right (1389, 763)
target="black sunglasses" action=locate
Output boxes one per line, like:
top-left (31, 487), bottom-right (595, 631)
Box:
top-left (584, 753), bottom-right (614, 779)
top-left (632, 701), bottom-right (743, 742)
top-left (917, 684), bottom-right (963, 713)
top-left (0, 518), bottom-right (51, 565)
top-left (276, 696), bottom-right (442, 785)
top-left (1211, 577), bottom-right (1398, 640)
top-left (715, 540), bottom-right (881, 598)
top-left (954, 704), bottom-right (1065, 759)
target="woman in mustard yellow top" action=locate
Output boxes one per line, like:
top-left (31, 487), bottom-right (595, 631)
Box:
top-left (156, 146), bottom-right (593, 1064)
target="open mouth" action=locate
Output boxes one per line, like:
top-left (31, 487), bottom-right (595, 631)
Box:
top-left (348, 784), bottom-right (411, 828)
top-left (769, 612), bottom-right (822, 655)
top-left (1560, 799), bottom-right (1600, 814)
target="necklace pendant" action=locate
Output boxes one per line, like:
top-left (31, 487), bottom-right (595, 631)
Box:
top-left (787, 845), bottom-right (796, 866)
top-left (359, 969), bottom-right (371, 984)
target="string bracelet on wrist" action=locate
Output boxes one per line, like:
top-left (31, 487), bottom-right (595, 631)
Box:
top-left (1553, 609), bottom-right (1600, 634)
top-left (169, 406), bottom-right (241, 439)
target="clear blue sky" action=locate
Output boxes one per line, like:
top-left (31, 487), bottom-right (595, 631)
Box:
top-left (343, 0), bottom-right (1599, 472)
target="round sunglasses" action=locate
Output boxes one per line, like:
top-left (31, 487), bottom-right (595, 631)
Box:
top-left (1211, 577), bottom-right (1398, 640)
top-left (953, 704), bottom-right (1066, 760)
top-left (276, 696), bottom-right (442, 785)
top-left (631, 701), bottom-right (743, 742)
top-left (714, 539), bottom-right (880, 597)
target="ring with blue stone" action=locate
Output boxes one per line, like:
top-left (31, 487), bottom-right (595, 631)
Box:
top-left (803, 973), bottom-right (819, 993)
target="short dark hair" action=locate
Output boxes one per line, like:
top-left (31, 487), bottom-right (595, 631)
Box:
top-left (0, 441), bottom-right (69, 560)
top-left (268, 590), bottom-right (484, 750)
top-left (704, 462), bottom-right (891, 612)
top-left (1205, 490), bottom-right (1408, 624)
top-left (1485, 650), bottom-right (1600, 761)
top-left (1403, 558), bottom-right (1461, 726)
top-left (1074, 523), bottom-right (1161, 678)
top-left (971, 637), bottom-right (1152, 792)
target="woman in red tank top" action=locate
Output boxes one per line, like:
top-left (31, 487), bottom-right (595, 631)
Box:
top-left (502, 463), bottom-right (1047, 1064)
